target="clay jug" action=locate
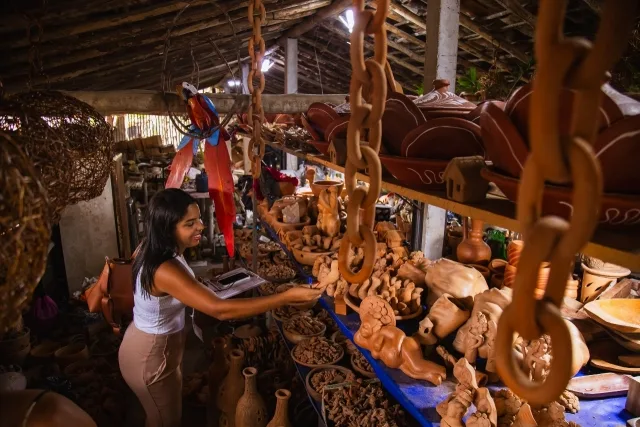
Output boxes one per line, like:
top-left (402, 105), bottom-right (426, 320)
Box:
top-left (235, 367), bottom-right (268, 427)
top-left (217, 349), bottom-right (245, 427)
top-left (207, 337), bottom-right (230, 427)
top-left (456, 218), bottom-right (491, 265)
top-left (266, 389), bottom-right (292, 427)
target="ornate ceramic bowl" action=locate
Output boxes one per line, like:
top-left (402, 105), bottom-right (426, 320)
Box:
top-left (400, 117), bottom-right (483, 160)
top-left (379, 154), bottom-right (449, 191)
top-left (482, 166), bottom-right (640, 229)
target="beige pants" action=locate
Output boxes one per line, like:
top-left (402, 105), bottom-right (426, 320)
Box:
top-left (119, 324), bottom-right (185, 427)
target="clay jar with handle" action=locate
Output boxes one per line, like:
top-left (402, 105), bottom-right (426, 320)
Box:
top-left (218, 349), bottom-right (245, 427)
top-left (235, 367), bottom-right (268, 427)
top-left (266, 389), bottom-right (292, 427)
top-left (456, 218), bottom-right (491, 265)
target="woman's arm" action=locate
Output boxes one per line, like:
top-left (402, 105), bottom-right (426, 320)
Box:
top-left (153, 259), bottom-right (322, 320)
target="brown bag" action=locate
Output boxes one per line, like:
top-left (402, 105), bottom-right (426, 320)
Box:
top-left (88, 247), bottom-right (140, 334)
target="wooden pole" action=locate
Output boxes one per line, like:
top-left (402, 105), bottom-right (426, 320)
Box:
top-left (59, 91), bottom-right (347, 115)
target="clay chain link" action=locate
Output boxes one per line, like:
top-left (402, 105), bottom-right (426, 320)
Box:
top-left (248, 0), bottom-right (266, 178)
top-left (495, 0), bottom-right (637, 406)
top-left (338, 0), bottom-right (389, 284)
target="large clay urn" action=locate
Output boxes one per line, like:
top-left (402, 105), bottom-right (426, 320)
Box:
top-left (208, 337), bottom-right (230, 427)
top-left (217, 349), bottom-right (245, 427)
top-left (235, 367), bottom-right (268, 427)
top-left (266, 389), bottom-right (292, 427)
top-left (456, 218), bottom-right (491, 265)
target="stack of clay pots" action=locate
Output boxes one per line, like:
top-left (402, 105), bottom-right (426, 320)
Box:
top-left (216, 348), bottom-right (292, 427)
top-left (301, 101), bottom-right (349, 156)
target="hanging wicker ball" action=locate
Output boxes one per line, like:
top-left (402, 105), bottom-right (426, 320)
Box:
top-left (0, 98), bottom-right (74, 222)
top-left (0, 131), bottom-right (51, 334)
top-left (2, 91), bottom-right (114, 219)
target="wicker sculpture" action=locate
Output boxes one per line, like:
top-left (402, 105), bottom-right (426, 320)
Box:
top-left (1, 91), bottom-right (114, 221)
top-left (0, 131), bottom-right (51, 334)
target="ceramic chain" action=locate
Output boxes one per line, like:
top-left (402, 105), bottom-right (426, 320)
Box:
top-left (248, 0), bottom-right (266, 178)
top-left (494, 0), bottom-right (637, 405)
top-left (337, 0), bottom-right (390, 284)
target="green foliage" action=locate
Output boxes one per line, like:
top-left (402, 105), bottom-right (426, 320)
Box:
top-left (457, 67), bottom-right (482, 94)
top-left (415, 82), bottom-right (424, 96)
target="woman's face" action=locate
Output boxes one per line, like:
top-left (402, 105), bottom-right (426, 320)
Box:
top-left (175, 203), bottom-right (204, 250)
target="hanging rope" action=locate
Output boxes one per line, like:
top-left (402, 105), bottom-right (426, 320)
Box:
top-left (338, 0), bottom-right (389, 283)
top-left (248, 0), bottom-right (266, 178)
top-left (495, 0), bottom-right (638, 406)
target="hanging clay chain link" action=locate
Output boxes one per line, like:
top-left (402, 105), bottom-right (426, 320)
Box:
top-left (495, 0), bottom-right (637, 406)
top-left (337, 0), bottom-right (389, 284)
top-left (247, 0), bottom-right (266, 178)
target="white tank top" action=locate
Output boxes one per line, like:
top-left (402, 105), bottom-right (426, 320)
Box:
top-left (132, 255), bottom-right (193, 335)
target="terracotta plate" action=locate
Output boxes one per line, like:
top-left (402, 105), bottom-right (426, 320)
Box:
top-left (480, 101), bottom-right (528, 178)
top-left (379, 154), bottom-right (449, 191)
top-left (567, 373), bottom-right (631, 399)
top-left (481, 167), bottom-right (640, 229)
top-left (589, 339), bottom-right (640, 374)
top-left (584, 299), bottom-right (640, 334)
top-left (400, 118), bottom-right (483, 160)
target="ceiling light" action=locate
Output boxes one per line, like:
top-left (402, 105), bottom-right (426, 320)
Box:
top-left (227, 79), bottom-right (241, 87)
top-left (339, 9), bottom-right (355, 34)
top-left (261, 59), bottom-right (273, 72)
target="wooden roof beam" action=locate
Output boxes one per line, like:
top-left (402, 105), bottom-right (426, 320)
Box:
top-left (458, 13), bottom-right (529, 63)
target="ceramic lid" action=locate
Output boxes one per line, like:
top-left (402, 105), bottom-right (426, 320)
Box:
top-left (413, 79), bottom-right (477, 112)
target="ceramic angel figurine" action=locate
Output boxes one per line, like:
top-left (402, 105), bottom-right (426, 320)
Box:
top-left (317, 187), bottom-right (340, 237)
top-left (521, 335), bottom-right (552, 382)
top-left (464, 311), bottom-right (489, 364)
top-left (354, 296), bottom-right (446, 385)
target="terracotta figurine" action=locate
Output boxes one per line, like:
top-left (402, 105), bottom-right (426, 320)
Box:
top-left (467, 387), bottom-right (498, 427)
top-left (317, 187), bottom-right (340, 237)
top-left (354, 296), bottom-right (446, 385)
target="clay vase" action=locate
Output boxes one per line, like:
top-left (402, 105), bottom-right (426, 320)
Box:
top-left (218, 349), bottom-right (246, 427)
top-left (235, 367), bottom-right (268, 427)
top-left (456, 218), bottom-right (491, 265)
top-left (507, 240), bottom-right (524, 267)
top-left (266, 389), bottom-right (292, 427)
top-left (580, 263), bottom-right (631, 304)
top-left (208, 337), bottom-right (230, 427)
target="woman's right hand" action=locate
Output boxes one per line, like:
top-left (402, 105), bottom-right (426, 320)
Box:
top-left (283, 286), bottom-right (324, 304)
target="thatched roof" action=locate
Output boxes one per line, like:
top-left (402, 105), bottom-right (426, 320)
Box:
top-left (0, 0), bottom-right (605, 96)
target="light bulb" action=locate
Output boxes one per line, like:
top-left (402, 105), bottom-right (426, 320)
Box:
top-left (261, 59), bottom-right (273, 72)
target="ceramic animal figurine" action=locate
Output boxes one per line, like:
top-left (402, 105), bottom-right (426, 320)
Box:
top-left (354, 296), bottom-right (446, 385)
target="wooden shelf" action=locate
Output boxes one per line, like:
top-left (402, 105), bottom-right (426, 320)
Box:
top-left (266, 141), bottom-right (640, 271)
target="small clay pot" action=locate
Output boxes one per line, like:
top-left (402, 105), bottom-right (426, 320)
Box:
top-left (490, 274), bottom-right (504, 289)
top-left (309, 180), bottom-right (344, 197)
top-left (304, 366), bottom-right (353, 402)
top-left (507, 240), bottom-right (524, 267)
top-left (54, 343), bottom-right (89, 368)
top-left (488, 259), bottom-right (508, 277)
top-left (282, 316), bottom-right (326, 344)
top-left (30, 341), bottom-right (60, 361)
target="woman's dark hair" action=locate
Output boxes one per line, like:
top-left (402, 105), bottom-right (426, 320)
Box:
top-left (133, 188), bottom-right (197, 297)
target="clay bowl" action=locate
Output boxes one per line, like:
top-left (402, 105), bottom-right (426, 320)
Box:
top-left (305, 365), bottom-right (354, 402)
top-left (482, 167), bottom-right (640, 229)
top-left (292, 248), bottom-right (333, 266)
top-left (589, 339), bottom-right (640, 374)
top-left (330, 330), bottom-right (357, 355)
top-left (54, 343), bottom-right (89, 368)
top-left (342, 293), bottom-right (424, 321)
top-left (350, 352), bottom-right (376, 378)
top-left (309, 180), bottom-right (344, 197)
top-left (379, 154), bottom-right (448, 192)
top-left (284, 230), bottom-right (304, 249)
top-left (270, 216), bottom-right (311, 234)
top-left (307, 140), bottom-right (330, 155)
top-left (283, 316), bottom-right (326, 344)
top-left (400, 118), bottom-right (483, 160)
top-left (301, 113), bottom-right (322, 141)
top-left (291, 340), bottom-right (344, 368)
top-left (488, 259), bottom-right (508, 276)
top-left (584, 299), bottom-right (640, 334)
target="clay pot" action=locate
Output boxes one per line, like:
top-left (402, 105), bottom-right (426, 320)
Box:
top-left (0, 328), bottom-right (30, 365)
top-left (480, 101), bottom-right (528, 178)
top-left (54, 343), bottom-right (89, 368)
top-left (309, 180), bottom-right (343, 197)
top-left (456, 218), bottom-right (491, 265)
top-left (325, 116), bottom-right (350, 145)
top-left (292, 248), bottom-right (333, 266)
top-left (427, 293), bottom-right (471, 339)
top-left (234, 324), bottom-right (263, 340)
top-left (301, 113), bottom-right (322, 141)
top-left (488, 259), bottom-right (508, 277)
top-left (306, 103), bottom-right (340, 140)
top-left (266, 389), bottom-right (292, 427)
top-left (379, 154), bottom-right (449, 191)
top-left (30, 341), bottom-right (61, 361)
top-left (581, 263), bottom-right (631, 304)
top-left (490, 274), bottom-right (504, 289)
top-left (235, 367), bottom-right (268, 427)
top-left (507, 240), bottom-right (524, 267)
top-left (413, 79), bottom-right (477, 119)
top-left (218, 349), bottom-right (246, 427)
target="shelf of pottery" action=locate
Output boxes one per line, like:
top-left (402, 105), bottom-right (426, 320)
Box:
top-left (263, 80), bottom-right (640, 273)
top-left (237, 148), bottom-right (640, 426)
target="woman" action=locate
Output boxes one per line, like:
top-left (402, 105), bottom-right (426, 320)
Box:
top-left (118, 188), bottom-right (322, 427)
